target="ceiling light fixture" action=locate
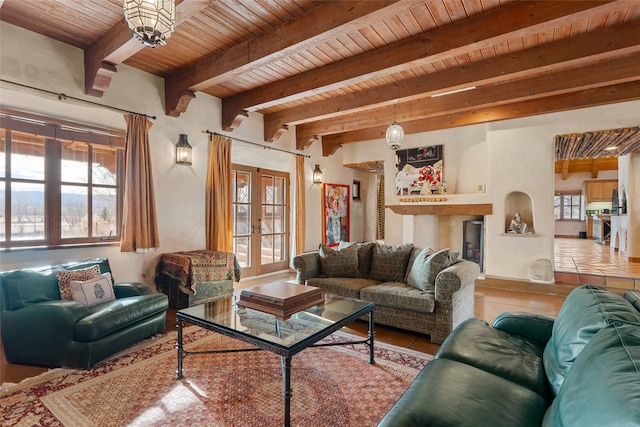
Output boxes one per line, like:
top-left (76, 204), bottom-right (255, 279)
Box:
top-left (604, 146), bottom-right (618, 151)
top-left (431, 86), bottom-right (477, 98)
top-left (385, 104), bottom-right (404, 151)
top-left (124, 0), bottom-right (175, 48)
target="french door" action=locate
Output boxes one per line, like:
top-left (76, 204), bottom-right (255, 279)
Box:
top-left (232, 164), bottom-right (290, 278)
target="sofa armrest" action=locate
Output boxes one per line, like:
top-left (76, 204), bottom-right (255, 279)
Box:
top-left (2, 300), bottom-right (93, 366)
top-left (113, 282), bottom-right (153, 298)
top-left (292, 252), bottom-right (321, 284)
top-left (434, 260), bottom-right (480, 301)
top-left (1, 301), bottom-right (90, 361)
top-left (492, 311), bottom-right (555, 346)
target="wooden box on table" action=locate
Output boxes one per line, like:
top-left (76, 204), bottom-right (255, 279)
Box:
top-left (237, 283), bottom-right (324, 320)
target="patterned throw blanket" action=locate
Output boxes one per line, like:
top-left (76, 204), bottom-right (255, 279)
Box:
top-left (155, 250), bottom-right (241, 294)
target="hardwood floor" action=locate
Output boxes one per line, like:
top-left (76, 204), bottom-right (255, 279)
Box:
top-left (1, 273), bottom-right (566, 385)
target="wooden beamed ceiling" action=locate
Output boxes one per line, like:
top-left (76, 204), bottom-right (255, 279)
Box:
top-left (2, 0), bottom-right (640, 157)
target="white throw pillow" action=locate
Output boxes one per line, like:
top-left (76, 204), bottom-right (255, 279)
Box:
top-left (70, 272), bottom-right (115, 307)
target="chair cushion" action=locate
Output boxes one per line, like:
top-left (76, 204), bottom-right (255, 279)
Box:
top-left (406, 247), bottom-right (453, 292)
top-left (543, 285), bottom-right (640, 395)
top-left (360, 282), bottom-right (435, 313)
top-left (56, 265), bottom-right (102, 301)
top-left (319, 242), bottom-right (360, 278)
top-left (436, 318), bottom-right (549, 398)
top-left (542, 322), bottom-right (640, 426)
top-left (367, 243), bottom-right (413, 282)
top-left (378, 358), bottom-right (548, 427)
top-left (75, 293), bottom-right (168, 341)
top-left (625, 290), bottom-right (640, 312)
top-left (1, 268), bottom-right (63, 310)
top-left (306, 277), bottom-right (378, 299)
top-left (70, 273), bottom-right (116, 307)
top-left (354, 241), bottom-right (375, 277)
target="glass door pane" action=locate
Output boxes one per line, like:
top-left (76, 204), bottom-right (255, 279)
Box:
top-left (232, 169), bottom-right (253, 275)
top-left (259, 172), bottom-right (287, 271)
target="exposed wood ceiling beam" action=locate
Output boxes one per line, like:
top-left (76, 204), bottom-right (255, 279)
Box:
top-left (219, 0), bottom-right (615, 139)
top-left (562, 160), bottom-right (570, 180)
top-left (266, 18), bottom-right (640, 144)
top-left (319, 80), bottom-right (640, 156)
top-left (84, 0), bottom-right (209, 97)
top-left (592, 157), bottom-right (603, 178)
top-left (298, 53), bottom-right (640, 149)
top-left (164, 0), bottom-right (403, 117)
top-left (554, 157), bottom-right (618, 179)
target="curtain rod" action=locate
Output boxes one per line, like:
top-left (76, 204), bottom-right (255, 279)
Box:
top-left (0, 79), bottom-right (156, 120)
top-left (204, 130), bottom-right (310, 158)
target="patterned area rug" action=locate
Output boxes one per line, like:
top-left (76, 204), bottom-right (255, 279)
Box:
top-left (1, 327), bottom-right (433, 427)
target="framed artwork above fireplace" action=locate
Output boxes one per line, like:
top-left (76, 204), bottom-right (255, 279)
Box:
top-left (395, 145), bottom-right (444, 195)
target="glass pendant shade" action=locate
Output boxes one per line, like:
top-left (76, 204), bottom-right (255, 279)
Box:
top-left (124, 0), bottom-right (175, 48)
top-left (386, 104), bottom-right (404, 150)
top-left (176, 134), bottom-right (192, 165)
top-left (386, 122), bottom-right (404, 150)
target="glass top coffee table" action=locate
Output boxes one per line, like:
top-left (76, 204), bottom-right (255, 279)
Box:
top-left (175, 290), bottom-right (375, 427)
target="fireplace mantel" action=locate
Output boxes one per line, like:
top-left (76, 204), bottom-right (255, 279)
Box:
top-left (386, 203), bottom-right (493, 216)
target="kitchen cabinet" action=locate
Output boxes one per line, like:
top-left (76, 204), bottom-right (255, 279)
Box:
top-left (586, 216), bottom-right (593, 239)
top-left (585, 180), bottom-right (618, 203)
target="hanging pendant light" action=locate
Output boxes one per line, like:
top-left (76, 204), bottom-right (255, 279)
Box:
top-left (124, 0), bottom-right (176, 48)
top-left (386, 104), bottom-right (404, 151)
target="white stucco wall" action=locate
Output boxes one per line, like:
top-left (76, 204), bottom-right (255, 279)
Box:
top-left (336, 101), bottom-right (640, 281)
top-left (0, 22), bottom-right (315, 280)
top-left (1, 20), bottom-right (638, 283)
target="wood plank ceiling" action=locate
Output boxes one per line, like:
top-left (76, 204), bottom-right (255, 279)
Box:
top-left (2, 0), bottom-right (640, 158)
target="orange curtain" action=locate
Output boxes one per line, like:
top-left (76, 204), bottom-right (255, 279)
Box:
top-left (295, 156), bottom-right (306, 254)
top-left (206, 134), bottom-right (232, 252)
top-left (121, 114), bottom-right (160, 253)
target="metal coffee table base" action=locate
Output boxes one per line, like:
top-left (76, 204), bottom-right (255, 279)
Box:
top-left (175, 311), bottom-right (374, 427)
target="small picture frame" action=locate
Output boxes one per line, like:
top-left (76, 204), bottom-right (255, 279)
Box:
top-left (352, 180), bottom-right (361, 200)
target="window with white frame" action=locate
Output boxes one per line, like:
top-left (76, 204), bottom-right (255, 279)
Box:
top-left (1, 109), bottom-right (124, 249)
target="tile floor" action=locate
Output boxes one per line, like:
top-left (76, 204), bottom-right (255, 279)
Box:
top-left (554, 238), bottom-right (640, 289)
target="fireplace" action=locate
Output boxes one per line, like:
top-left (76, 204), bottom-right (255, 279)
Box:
top-left (462, 220), bottom-right (484, 271)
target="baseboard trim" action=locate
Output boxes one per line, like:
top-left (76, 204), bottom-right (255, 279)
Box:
top-left (477, 275), bottom-right (576, 296)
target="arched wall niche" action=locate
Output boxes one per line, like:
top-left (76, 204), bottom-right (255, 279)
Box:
top-left (504, 191), bottom-right (534, 233)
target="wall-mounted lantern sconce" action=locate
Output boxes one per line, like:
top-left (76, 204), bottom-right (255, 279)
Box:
top-left (313, 164), bottom-right (323, 184)
top-left (176, 134), bottom-right (192, 165)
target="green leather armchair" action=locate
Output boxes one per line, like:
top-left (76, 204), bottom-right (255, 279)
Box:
top-left (1, 258), bottom-right (168, 369)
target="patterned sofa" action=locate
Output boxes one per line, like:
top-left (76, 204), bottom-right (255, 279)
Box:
top-left (293, 242), bottom-right (480, 343)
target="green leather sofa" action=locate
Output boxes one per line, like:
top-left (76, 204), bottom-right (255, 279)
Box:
top-left (0, 258), bottom-right (169, 369)
top-left (378, 285), bottom-right (640, 426)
